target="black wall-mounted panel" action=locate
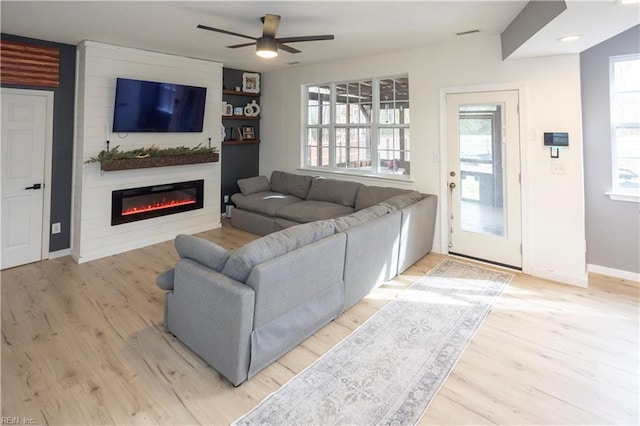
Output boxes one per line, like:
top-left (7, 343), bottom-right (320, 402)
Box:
top-left (221, 144), bottom-right (260, 211)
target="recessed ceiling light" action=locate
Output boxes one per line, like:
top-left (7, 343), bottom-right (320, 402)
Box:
top-left (557, 35), bottom-right (582, 42)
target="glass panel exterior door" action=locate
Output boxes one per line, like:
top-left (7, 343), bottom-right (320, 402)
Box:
top-left (446, 90), bottom-right (522, 269)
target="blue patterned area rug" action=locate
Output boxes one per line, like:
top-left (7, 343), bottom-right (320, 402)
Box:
top-left (233, 259), bottom-right (512, 426)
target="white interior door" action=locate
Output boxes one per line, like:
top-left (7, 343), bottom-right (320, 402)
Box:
top-left (1, 90), bottom-right (49, 269)
top-left (446, 90), bottom-right (522, 268)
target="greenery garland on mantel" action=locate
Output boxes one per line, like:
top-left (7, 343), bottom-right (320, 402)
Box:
top-left (85, 144), bottom-right (219, 171)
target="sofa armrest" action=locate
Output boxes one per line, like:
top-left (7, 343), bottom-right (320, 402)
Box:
top-left (166, 258), bottom-right (255, 386)
top-left (398, 194), bottom-right (438, 272)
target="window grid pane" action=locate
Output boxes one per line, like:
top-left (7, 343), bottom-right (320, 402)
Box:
top-left (379, 128), bottom-right (410, 175)
top-left (611, 55), bottom-right (640, 193)
top-left (304, 75), bottom-right (409, 178)
top-left (336, 127), bottom-right (371, 170)
top-left (307, 85), bottom-right (331, 125)
top-left (379, 77), bottom-right (409, 125)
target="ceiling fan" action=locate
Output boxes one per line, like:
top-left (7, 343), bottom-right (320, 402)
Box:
top-left (197, 14), bottom-right (334, 59)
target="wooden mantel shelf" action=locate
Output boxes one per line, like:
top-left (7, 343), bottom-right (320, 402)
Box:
top-left (100, 152), bottom-right (219, 171)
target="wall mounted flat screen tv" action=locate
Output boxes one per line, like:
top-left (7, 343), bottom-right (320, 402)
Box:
top-left (113, 78), bottom-right (207, 132)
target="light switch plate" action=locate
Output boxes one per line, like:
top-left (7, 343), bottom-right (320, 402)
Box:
top-left (551, 162), bottom-right (566, 175)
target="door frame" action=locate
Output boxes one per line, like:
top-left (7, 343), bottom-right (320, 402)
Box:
top-left (439, 83), bottom-right (530, 274)
top-left (2, 88), bottom-right (54, 262)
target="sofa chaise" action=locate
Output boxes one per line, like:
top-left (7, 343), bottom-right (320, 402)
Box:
top-left (156, 171), bottom-right (437, 386)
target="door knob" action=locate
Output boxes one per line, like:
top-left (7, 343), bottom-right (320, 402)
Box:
top-left (449, 182), bottom-right (456, 189)
top-left (25, 183), bottom-right (42, 190)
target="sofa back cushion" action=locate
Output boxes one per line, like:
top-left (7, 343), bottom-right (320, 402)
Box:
top-left (175, 234), bottom-right (230, 271)
top-left (237, 175), bottom-right (271, 195)
top-left (222, 220), bottom-right (336, 282)
top-left (306, 178), bottom-right (362, 207)
top-left (334, 204), bottom-right (393, 232)
top-left (379, 191), bottom-right (423, 210)
top-left (355, 185), bottom-right (412, 211)
top-left (270, 171), bottom-right (314, 199)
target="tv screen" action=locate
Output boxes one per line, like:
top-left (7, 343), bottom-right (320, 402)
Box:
top-left (113, 78), bottom-right (207, 133)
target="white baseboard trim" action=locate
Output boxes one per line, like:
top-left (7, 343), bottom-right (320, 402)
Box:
top-left (48, 249), bottom-right (71, 259)
top-left (588, 264), bottom-right (640, 283)
top-left (73, 222), bottom-right (221, 264)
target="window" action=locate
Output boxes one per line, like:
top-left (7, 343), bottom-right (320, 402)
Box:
top-left (304, 75), bottom-right (410, 178)
top-left (610, 54), bottom-right (640, 198)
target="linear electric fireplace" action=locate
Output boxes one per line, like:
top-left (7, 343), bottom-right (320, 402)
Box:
top-left (111, 180), bottom-right (204, 226)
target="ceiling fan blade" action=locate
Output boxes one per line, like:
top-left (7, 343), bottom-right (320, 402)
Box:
top-left (261, 14), bottom-right (281, 38)
top-left (279, 44), bottom-right (301, 54)
top-left (197, 24), bottom-right (257, 41)
top-left (276, 35), bottom-right (335, 44)
top-left (226, 42), bottom-right (258, 49)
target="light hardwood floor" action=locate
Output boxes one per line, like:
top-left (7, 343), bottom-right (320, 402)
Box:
top-left (2, 222), bottom-right (638, 425)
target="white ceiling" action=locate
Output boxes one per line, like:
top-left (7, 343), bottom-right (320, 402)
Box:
top-left (510, 0), bottom-right (640, 59)
top-left (1, 1), bottom-right (638, 72)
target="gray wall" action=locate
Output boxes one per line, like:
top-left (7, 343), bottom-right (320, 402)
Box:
top-left (501, 0), bottom-right (567, 59)
top-left (581, 25), bottom-right (640, 274)
top-left (1, 33), bottom-right (76, 252)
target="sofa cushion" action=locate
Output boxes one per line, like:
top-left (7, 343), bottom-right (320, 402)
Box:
top-left (306, 178), bottom-right (362, 207)
top-left (175, 234), bottom-right (229, 272)
top-left (156, 268), bottom-right (175, 290)
top-left (275, 217), bottom-right (300, 231)
top-left (276, 200), bottom-right (355, 223)
top-left (355, 185), bottom-right (411, 211)
top-left (231, 191), bottom-right (304, 216)
top-left (270, 171), bottom-right (314, 199)
top-left (380, 191), bottom-right (423, 210)
top-left (334, 204), bottom-right (393, 232)
top-left (237, 175), bottom-right (271, 195)
top-left (222, 220), bottom-right (336, 282)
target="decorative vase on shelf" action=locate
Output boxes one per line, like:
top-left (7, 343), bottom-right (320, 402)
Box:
top-left (244, 99), bottom-right (261, 117)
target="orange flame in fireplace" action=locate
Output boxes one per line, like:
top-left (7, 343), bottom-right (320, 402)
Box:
top-left (122, 198), bottom-right (196, 216)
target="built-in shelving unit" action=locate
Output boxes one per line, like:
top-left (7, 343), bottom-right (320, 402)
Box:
top-left (220, 68), bottom-right (261, 212)
top-left (222, 88), bottom-right (260, 144)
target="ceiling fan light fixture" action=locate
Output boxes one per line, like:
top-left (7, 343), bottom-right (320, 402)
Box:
top-left (256, 37), bottom-right (278, 58)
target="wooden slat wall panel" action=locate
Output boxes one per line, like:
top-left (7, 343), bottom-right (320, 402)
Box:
top-left (1, 40), bottom-right (60, 87)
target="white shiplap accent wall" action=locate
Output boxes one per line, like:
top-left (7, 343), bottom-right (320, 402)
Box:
top-left (72, 41), bottom-right (222, 263)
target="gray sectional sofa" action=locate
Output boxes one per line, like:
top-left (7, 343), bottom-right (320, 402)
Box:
top-left (157, 171), bottom-right (437, 386)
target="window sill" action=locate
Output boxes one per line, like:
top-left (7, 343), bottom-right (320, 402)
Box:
top-left (298, 167), bottom-right (414, 183)
top-left (606, 192), bottom-right (640, 203)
